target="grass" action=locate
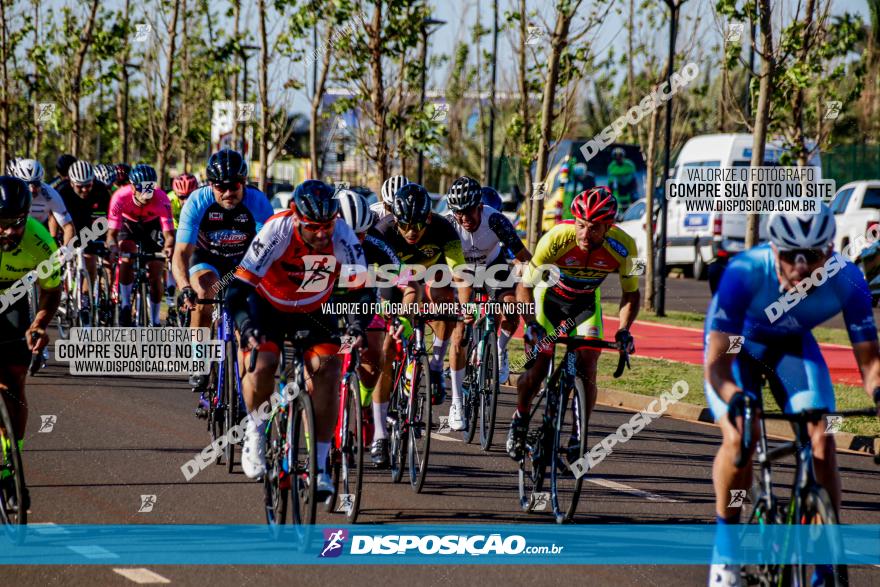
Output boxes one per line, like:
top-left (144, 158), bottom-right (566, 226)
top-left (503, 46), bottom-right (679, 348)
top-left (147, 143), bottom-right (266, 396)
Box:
top-left (507, 338), bottom-right (879, 438)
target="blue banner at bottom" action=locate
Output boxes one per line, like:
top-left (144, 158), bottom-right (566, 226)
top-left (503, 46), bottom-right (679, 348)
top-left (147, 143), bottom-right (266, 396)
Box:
top-left (2, 524), bottom-right (879, 565)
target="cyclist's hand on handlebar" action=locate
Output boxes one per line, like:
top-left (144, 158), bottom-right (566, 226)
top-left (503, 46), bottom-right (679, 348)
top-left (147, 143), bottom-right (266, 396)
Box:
top-left (177, 286), bottom-right (197, 311)
top-left (615, 328), bottom-right (635, 355)
top-left (344, 325), bottom-right (365, 351)
top-left (162, 244), bottom-right (174, 260)
top-left (726, 390), bottom-right (758, 431)
top-left (26, 327), bottom-right (48, 353)
top-left (241, 326), bottom-right (265, 353)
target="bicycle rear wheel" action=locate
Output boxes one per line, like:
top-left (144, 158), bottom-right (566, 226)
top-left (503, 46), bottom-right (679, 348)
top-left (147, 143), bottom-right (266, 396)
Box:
top-left (206, 359), bottom-right (224, 466)
top-left (462, 337), bottom-right (479, 444)
top-left (551, 378), bottom-right (587, 523)
top-left (263, 406), bottom-right (289, 535)
top-left (223, 340), bottom-right (239, 473)
top-left (389, 365), bottom-right (408, 484)
top-left (330, 374), bottom-right (364, 522)
top-left (741, 492), bottom-right (785, 587)
top-left (56, 271), bottom-right (75, 339)
top-left (479, 328), bottom-right (499, 451)
top-left (0, 399), bottom-right (27, 542)
top-left (518, 408), bottom-right (548, 513)
top-left (290, 390), bottom-right (317, 529)
top-left (791, 487), bottom-right (848, 587)
top-left (408, 354), bottom-right (432, 492)
top-left (132, 280), bottom-right (150, 327)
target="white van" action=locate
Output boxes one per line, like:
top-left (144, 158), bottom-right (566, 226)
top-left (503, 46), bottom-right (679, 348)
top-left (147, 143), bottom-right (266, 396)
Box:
top-left (665, 134), bottom-right (822, 279)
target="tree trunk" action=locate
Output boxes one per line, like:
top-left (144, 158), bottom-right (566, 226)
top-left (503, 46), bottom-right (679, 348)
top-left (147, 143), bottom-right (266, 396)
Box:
top-left (70, 0), bottom-right (101, 157)
top-left (0, 0), bottom-right (8, 169)
top-left (517, 0), bottom-right (533, 231)
top-left (179, 0), bottom-right (190, 171)
top-left (257, 0), bottom-right (269, 191)
top-left (368, 4), bottom-right (389, 183)
top-left (309, 20), bottom-right (333, 180)
top-left (115, 0), bottom-right (131, 162)
top-left (527, 7), bottom-right (574, 251)
top-left (156, 0), bottom-right (181, 187)
top-left (745, 0), bottom-right (774, 249)
top-left (230, 0), bottom-right (240, 150)
top-left (643, 101), bottom-right (660, 312)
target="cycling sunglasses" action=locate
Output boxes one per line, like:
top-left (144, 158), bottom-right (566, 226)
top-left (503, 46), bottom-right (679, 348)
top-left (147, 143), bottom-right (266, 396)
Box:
top-left (778, 248), bottom-right (826, 265)
top-left (398, 221), bottom-right (427, 232)
top-left (300, 219), bottom-right (335, 233)
top-left (0, 216), bottom-right (27, 230)
top-left (211, 179), bottom-right (243, 192)
top-left (452, 205), bottom-right (480, 219)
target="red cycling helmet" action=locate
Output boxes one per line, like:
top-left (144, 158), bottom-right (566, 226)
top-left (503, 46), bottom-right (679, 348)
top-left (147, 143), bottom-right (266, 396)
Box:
top-left (571, 186), bottom-right (617, 224)
top-left (172, 173), bottom-right (199, 197)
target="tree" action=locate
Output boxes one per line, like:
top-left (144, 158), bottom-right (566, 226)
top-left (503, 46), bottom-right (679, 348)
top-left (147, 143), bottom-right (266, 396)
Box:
top-left (69, 0), bottom-right (101, 156)
top-left (156, 0), bottom-right (181, 186)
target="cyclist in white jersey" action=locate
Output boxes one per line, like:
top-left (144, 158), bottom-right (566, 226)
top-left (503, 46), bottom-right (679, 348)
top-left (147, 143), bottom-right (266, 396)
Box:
top-left (10, 158), bottom-right (75, 245)
top-left (370, 175), bottom-right (408, 232)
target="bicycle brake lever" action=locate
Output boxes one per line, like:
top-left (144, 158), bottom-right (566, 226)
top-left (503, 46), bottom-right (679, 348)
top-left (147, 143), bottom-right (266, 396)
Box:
top-left (248, 347), bottom-right (259, 373)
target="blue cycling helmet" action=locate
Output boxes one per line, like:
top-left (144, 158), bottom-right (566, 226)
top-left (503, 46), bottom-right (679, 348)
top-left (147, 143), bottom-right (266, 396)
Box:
top-left (480, 186), bottom-right (502, 211)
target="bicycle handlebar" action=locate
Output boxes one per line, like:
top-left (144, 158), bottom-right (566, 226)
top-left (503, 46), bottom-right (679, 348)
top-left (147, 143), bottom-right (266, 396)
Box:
top-left (552, 336), bottom-right (630, 378)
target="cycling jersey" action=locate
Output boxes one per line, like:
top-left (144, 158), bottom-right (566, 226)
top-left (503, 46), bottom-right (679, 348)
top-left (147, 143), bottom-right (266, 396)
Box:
top-left (168, 191), bottom-right (184, 228)
top-left (176, 186), bottom-right (273, 263)
top-left (108, 185), bottom-right (174, 233)
top-left (704, 244), bottom-right (878, 419)
top-left (58, 181), bottom-right (112, 233)
top-left (30, 183), bottom-right (72, 227)
top-left (234, 212), bottom-right (367, 313)
top-left (372, 214), bottom-right (465, 270)
top-left (445, 205), bottom-right (524, 265)
top-left (528, 222), bottom-right (639, 298)
top-left (369, 201), bottom-right (395, 233)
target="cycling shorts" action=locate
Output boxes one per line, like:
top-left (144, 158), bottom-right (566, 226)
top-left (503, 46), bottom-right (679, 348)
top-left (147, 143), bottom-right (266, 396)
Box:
top-left (246, 292), bottom-right (342, 359)
top-left (703, 332), bottom-right (835, 421)
top-left (533, 285), bottom-right (603, 356)
top-left (0, 297), bottom-right (33, 366)
top-left (481, 254), bottom-right (516, 300)
top-left (189, 249), bottom-right (239, 279)
top-left (118, 218), bottom-right (164, 255)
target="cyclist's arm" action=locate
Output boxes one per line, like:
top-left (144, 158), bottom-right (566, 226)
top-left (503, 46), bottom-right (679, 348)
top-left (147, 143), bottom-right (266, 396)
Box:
top-left (172, 242), bottom-right (195, 290)
top-left (161, 229), bottom-right (175, 257)
top-left (226, 277), bottom-right (257, 335)
top-left (705, 331), bottom-right (742, 403)
top-left (851, 340), bottom-right (880, 405)
top-left (618, 289), bottom-right (639, 330)
top-left (61, 222), bottom-right (75, 245)
top-left (47, 214), bottom-right (60, 239)
top-left (105, 228), bottom-right (119, 250)
top-left (32, 285), bottom-right (62, 332)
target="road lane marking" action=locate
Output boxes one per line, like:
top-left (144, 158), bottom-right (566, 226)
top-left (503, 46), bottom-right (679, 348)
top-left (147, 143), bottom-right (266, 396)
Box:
top-left (113, 568), bottom-right (172, 584)
top-left (586, 477), bottom-right (681, 503)
top-left (431, 432), bottom-right (463, 442)
top-left (66, 545), bottom-right (119, 559)
top-left (30, 522), bottom-right (70, 535)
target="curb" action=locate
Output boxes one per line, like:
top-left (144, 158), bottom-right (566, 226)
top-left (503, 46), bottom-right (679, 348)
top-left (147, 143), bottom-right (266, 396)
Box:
top-left (506, 373), bottom-right (879, 456)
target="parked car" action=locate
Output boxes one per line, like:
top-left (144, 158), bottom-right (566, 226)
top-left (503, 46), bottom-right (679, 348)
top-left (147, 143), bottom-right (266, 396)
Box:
top-left (829, 180), bottom-right (880, 258)
top-left (270, 191), bottom-right (293, 213)
top-left (616, 197), bottom-right (661, 262)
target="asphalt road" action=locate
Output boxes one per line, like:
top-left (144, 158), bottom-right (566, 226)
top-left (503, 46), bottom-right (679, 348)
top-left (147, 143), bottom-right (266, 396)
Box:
top-left (5, 345), bottom-right (879, 586)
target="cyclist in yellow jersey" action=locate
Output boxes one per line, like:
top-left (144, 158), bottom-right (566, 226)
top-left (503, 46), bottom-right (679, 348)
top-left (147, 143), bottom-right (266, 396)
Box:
top-left (507, 186), bottom-right (641, 459)
top-left (0, 177), bottom-right (63, 513)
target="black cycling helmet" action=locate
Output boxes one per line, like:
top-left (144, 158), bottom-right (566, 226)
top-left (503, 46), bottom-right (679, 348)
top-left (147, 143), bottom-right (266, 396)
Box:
top-left (0, 176), bottom-right (33, 218)
top-left (206, 149), bottom-right (248, 184)
top-left (446, 176), bottom-right (482, 212)
top-left (292, 179), bottom-right (338, 222)
top-left (56, 154), bottom-right (77, 176)
top-left (393, 183), bottom-right (432, 225)
top-left (129, 164), bottom-right (158, 186)
top-left (115, 163), bottom-right (132, 184)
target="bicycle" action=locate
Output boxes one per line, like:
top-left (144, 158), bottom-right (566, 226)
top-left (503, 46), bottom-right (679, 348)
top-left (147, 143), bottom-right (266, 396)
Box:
top-left (517, 335), bottom-right (629, 524)
top-left (56, 246), bottom-right (93, 337)
top-left (737, 399), bottom-right (880, 587)
top-left (461, 289), bottom-right (500, 449)
top-left (117, 246), bottom-right (166, 327)
top-left (0, 393), bottom-right (27, 543)
top-left (387, 313), bottom-right (463, 493)
top-left (261, 333), bottom-right (318, 536)
top-left (194, 294), bottom-right (246, 473)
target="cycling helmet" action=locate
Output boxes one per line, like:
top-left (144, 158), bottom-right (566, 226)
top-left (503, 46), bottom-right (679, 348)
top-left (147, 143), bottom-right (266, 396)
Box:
top-left (612, 147), bottom-right (625, 158)
top-left (571, 186), bottom-right (617, 224)
top-left (292, 180), bottom-right (338, 222)
top-left (0, 176), bottom-right (33, 218)
top-left (446, 176), bottom-right (482, 212)
top-left (480, 186), bottom-right (502, 211)
top-left (115, 163), bottom-right (132, 184)
top-left (381, 174), bottom-right (409, 207)
top-left (206, 149), bottom-right (248, 184)
top-left (56, 154), bottom-right (77, 176)
top-left (95, 164), bottom-right (118, 186)
top-left (11, 158), bottom-right (44, 183)
top-left (767, 204), bottom-right (835, 251)
top-left (129, 164), bottom-right (158, 186)
top-left (69, 160), bottom-right (96, 185)
top-left (336, 189), bottom-right (374, 233)
top-left (572, 163), bottom-right (588, 178)
top-left (172, 173), bottom-right (199, 197)
top-left (392, 183), bottom-right (432, 225)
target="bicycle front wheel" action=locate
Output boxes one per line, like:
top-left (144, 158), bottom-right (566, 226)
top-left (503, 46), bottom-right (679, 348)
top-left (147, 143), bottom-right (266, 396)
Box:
top-left (408, 354), bottom-right (432, 492)
top-left (223, 339), bottom-right (239, 473)
top-left (389, 365), bottom-right (408, 484)
top-left (334, 374), bottom-right (364, 522)
top-left (263, 406), bottom-right (289, 534)
top-left (741, 491), bottom-right (785, 587)
top-left (0, 399), bottom-right (27, 542)
top-left (790, 487), bottom-right (848, 587)
top-left (479, 328), bottom-right (500, 451)
top-left (550, 378), bottom-right (587, 523)
top-left (289, 390), bottom-right (317, 529)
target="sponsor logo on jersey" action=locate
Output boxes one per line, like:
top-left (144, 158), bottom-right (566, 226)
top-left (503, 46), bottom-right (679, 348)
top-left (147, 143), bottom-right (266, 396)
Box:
top-left (235, 214), bottom-right (249, 222)
top-left (605, 236), bottom-right (628, 257)
top-left (207, 229), bottom-right (248, 246)
top-left (208, 212), bottom-right (224, 221)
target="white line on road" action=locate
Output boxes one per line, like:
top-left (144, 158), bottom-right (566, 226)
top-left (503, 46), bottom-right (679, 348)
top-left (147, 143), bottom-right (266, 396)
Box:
top-left (431, 432), bottom-right (463, 442)
top-left (66, 545), bottom-right (119, 559)
top-left (586, 477), bottom-right (682, 503)
top-left (30, 522), bottom-right (70, 535)
top-left (113, 568), bottom-right (172, 584)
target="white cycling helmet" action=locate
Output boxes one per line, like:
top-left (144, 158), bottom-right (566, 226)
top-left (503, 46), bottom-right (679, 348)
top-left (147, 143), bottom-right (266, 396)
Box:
top-left (381, 174), bottom-right (409, 208)
top-left (767, 203), bottom-right (835, 251)
top-left (12, 158), bottom-right (44, 183)
top-left (337, 189), bottom-right (375, 234)
top-left (69, 160), bottom-right (96, 185)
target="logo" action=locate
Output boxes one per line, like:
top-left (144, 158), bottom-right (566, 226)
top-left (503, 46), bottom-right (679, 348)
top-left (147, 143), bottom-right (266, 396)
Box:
top-left (335, 181), bottom-right (350, 190)
top-left (235, 214), bottom-right (250, 222)
top-left (629, 258), bottom-right (646, 276)
top-left (336, 494), bottom-right (354, 514)
top-left (320, 528), bottom-right (348, 558)
top-left (530, 492), bottom-right (549, 511)
top-left (823, 101), bottom-right (842, 121)
top-left (208, 212), bottom-right (224, 221)
top-left (605, 237), bottom-right (628, 257)
top-left (207, 229), bottom-right (248, 246)
top-left (594, 259), bottom-right (609, 268)
top-left (133, 23), bottom-right (152, 42)
top-left (39, 415), bottom-right (57, 433)
top-left (825, 415), bottom-right (843, 435)
top-left (727, 335), bottom-right (744, 354)
top-left (337, 335), bottom-right (356, 354)
top-left (728, 489), bottom-right (746, 508)
top-left (526, 26), bottom-right (544, 45)
top-left (237, 102), bottom-right (256, 122)
top-left (138, 494), bottom-right (157, 513)
top-left (531, 181), bottom-right (546, 201)
top-left (726, 22), bottom-right (744, 43)
top-left (428, 103), bottom-right (448, 122)
top-left (36, 102), bottom-right (56, 123)
top-left (298, 255), bottom-right (336, 292)
top-left (437, 416), bottom-right (451, 434)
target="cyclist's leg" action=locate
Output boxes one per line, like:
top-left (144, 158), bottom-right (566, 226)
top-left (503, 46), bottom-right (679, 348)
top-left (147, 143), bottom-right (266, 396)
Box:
top-left (140, 224), bottom-right (167, 326)
top-left (425, 282), bottom-right (456, 397)
top-left (486, 259), bottom-right (519, 382)
top-left (0, 347), bottom-right (31, 440)
top-left (240, 293), bottom-right (282, 413)
top-left (358, 314), bottom-right (384, 405)
top-left (189, 266), bottom-right (221, 329)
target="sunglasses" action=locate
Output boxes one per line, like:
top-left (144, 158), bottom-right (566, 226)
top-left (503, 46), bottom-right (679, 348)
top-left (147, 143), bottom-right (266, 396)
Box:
top-left (452, 206), bottom-right (480, 219)
top-left (73, 181), bottom-right (94, 189)
top-left (212, 180), bottom-right (243, 192)
top-left (398, 221), bottom-right (426, 232)
top-left (778, 248), bottom-right (825, 265)
top-left (300, 219), bottom-right (335, 233)
top-left (0, 216), bottom-right (27, 230)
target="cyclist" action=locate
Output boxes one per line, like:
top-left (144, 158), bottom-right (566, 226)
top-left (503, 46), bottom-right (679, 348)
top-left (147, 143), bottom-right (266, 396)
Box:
top-left (480, 186), bottom-right (503, 212)
top-left (444, 177), bottom-right (533, 431)
top-left (95, 164), bottom-right (118, 188)
top-left (370, 174), bottom-right (408, 231)
top-left (335, 188), bottom-right (406, 466)
top-left (50, 153), bottom-right (77, 190)
top-left (607, 147), bottom-right (638, 214)
top-left (10, 158), bottom-right (75, 245)
top-left (106, 164), bottom-right (174, 326)
top-left (369, 183), bottom-right (471, 464)
top-left (0, 176), bottom-right (63, 513)
top-left (114, 163), bottom-right (132, 189)
top-left (703, 205), bottom-right (880, 586)
top-left (226, 180), bottom-right (369, 498)
top-left (169, 173), bottom-right (199, 229)
top-left (506, 186), bottom-right (640, 459)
